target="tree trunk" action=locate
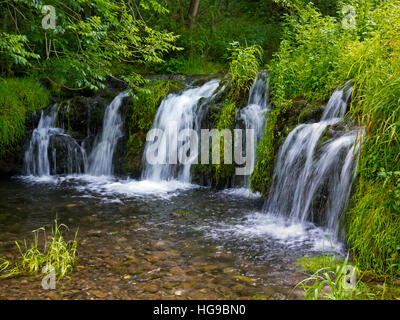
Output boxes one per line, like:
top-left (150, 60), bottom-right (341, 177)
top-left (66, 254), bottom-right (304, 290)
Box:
top-left (187, 0), bottom-right (200, 29)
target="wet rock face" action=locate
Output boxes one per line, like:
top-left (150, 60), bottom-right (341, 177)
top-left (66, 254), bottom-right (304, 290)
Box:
top-left (48, 134), bottom-right (86, 175)
top-left (298, 103), bottom-right (324, 123)
top-left (57, 89), bottom-right (122, 141)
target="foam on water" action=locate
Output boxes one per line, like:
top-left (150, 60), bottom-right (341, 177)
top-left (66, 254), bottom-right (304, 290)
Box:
top-left (17, 174), bottom-right (197, 199)
top-left (221, 188), bottom-right (261, 199)
top-left (86, 179), bottom-right (196, 199)
top-left (202, 211), bottom-right (344, 255)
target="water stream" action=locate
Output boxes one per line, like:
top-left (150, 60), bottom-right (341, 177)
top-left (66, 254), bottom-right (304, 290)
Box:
top-left (24, 104), bottom-right (88, 176)
top-left (0, 78), bottom-right (361, 299)
top-left (88, 92), bottom-right (130, 176)
top-left (142, 80), bottom-right (220, 182)
top-left (238, 71), bottom-right (269, 188)
top-left (263, 84), bottom-right (360, 236)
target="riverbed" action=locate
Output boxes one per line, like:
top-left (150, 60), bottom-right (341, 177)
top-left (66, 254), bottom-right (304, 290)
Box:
top-left (0, 175), bottom-right (344, 300)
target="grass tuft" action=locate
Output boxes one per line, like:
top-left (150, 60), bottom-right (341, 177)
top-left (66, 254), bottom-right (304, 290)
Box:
top-left (0, 219), bottom-right (78, 280)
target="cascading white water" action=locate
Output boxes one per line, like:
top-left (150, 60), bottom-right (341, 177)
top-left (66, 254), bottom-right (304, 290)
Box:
top-left (142, 80), bottom-right (220, 182)
top-left (263, 85), bottom-right (360, 234)
top-left (24, 91), bottom-right (128, 177)
top-left (88, 92), bottom-right (129, 176)
top-left (24, 104), bottom-right (87, 176)
top-left (321, 82), bottom-right (352, 121)
top-left (24, 105), bottom-right (59, 176)
top-left (239, 71), bottom-right (269, 179)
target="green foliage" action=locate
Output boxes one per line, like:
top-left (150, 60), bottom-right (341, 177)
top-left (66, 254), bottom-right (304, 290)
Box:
top-left (0, 0), bottom-right (181, 89)
top-left (228, 42), bottom-right (263, 97)
top-left (155, 55), bottom-right (224, 74)
top-left (268, 3), bottom-right (348, 103)
top-left (0, 78), bottom-right (49, 152)
top-left (213, 99), bottom-right (237, 187)
top-left (0, 32), bottom-right (39, 69)
top-left (146, 0), bottom-right (283, 73)
top-left (0, 220), bottom-right (78, 280)
top-left (378, 169), bottom-right (400, 213)
top-left (345, 181), bottom-right (400, 276)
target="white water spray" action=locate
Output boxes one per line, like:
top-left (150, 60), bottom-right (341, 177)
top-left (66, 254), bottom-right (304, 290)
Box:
top-left (88, 92), bottom-right (129, 176)
top-left (142, 80), bottom-right (220, 182)
top-left (239, 71), bottom-right (269, 181)
top-left (263, 85), bottom-right (360, 234)
top-left (24, 104), bottom-right (87, 176)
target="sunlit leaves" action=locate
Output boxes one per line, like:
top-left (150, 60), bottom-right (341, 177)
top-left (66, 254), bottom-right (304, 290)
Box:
top-left (0, 32), bottom-right (40, 66)
top-left (0, 0), bottom-right (180, 90)
top-left (228, 42), bottom-right (263, 96)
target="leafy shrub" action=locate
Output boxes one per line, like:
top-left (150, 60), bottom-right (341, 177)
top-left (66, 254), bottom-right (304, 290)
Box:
top-left (228, 42), bottom-right (263, 96)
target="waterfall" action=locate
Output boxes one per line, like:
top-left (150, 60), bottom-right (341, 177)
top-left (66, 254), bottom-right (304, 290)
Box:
top-left (263, 85), bottom-right (360, 234)
top-left (239, 71), bottom-right (269, 181)
top-left (142, 80), bottom-right (220, 182)
top-left (88, 92), bottom-right (129, 176)
top-left (24, 104), bottom-right (87, 176)
top-left (321, 82), bottom-right (352, 120)
top-left (24, 91), bottom-right (129, 177)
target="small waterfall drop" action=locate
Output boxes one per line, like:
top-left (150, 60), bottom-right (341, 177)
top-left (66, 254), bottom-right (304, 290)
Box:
top-left (24, 91), bottom-right (129, 177)
top-left (24, 104), bottom-right (87, 176)
top-left (142, 80), bottom-right (220, 182)
top-left (88, 92), bottom-right (129, 176)
top-left (263, 85), bottom-right (360, 234)
top-left (239, 71), bottom-right (269, 181)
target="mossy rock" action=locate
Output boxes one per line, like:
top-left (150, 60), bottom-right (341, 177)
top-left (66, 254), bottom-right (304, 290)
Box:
top-left (122, 131), bottom-right (146, 176)
top-left (251, 98), bottom-right (306, 197)
top-left (190, 73), bottom-right (224, 87)
top-left (298, 103), bottom-right (324, 123)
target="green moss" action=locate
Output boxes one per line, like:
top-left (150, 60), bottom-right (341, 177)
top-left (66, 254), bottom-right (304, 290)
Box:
top-left (213, 99), bottom-right (237, 188)
top-left (174, 209), bottom-right (190, 215)
top-left (298, 103), bottom-right (324, 123)
top-left (250, 99), bottom-right (304, 197)
top-left (190, 97), bottom-right (240, 189)
top-left (0, 78), bottom-right (49, 154)
top-left (297, 255), bottom-right (345, 274)
top-left (319, 125), bottom-right (333, 146)
top-left (124, 132), bottom-right (146, 174)
top-left (345, 180), bottom-right (400, 276)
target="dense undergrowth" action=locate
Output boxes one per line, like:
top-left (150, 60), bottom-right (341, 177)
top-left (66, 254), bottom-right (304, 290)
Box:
top-left (251, 0), bottom-right (400, 276)
top-left (0, 78), bottom-right (49, 154)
